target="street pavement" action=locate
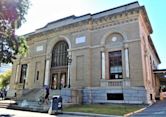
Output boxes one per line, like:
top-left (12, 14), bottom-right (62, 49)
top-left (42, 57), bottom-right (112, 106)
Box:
top-left (0, 108), bottom-right (88, 117)
top-left (130, 100), bottom-right (166, 117)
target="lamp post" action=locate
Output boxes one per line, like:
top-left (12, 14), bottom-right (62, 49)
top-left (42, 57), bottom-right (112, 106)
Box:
top-left (67, 54), bottom-right (72, 88)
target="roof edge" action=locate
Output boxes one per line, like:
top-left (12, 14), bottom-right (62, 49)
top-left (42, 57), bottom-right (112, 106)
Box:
top-left (140, 6), bottom-right (153, 34)
top-left (148, 35), bottom-right (161, 64)
top-left (24, 1), bottom-right (141, 37)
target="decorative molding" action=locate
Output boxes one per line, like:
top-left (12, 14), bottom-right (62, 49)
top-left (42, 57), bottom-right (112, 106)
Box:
top-left (27, 10), bottom-right (139, 40)
top-left (124, 39), bottom-right (141, 43)
top-left (124, 44), bottom-right (129, 49)
top-left (59, 35), bottom-right (72, 49)
top-left (47, 35), bottom-right (71, 55)
top-left (101, 29), bottom-right (128, 45)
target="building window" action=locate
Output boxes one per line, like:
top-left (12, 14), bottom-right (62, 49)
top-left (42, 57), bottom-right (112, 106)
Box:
top-left (20, 64), bottom-right (28, 83)
top-left (107, 93), bottom-right (124, 100)
top-left (36, 71), bottom-right (39, 80)
top-left (109, 51), bottom-right (122, 79)
top-left (51, 41), bottom-right (69, 67)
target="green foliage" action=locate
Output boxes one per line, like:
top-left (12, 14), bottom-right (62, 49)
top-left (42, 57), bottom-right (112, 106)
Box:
top-left (15, 0), bottom-right (31, 28)
top-left (0, 0), bottom-right (30, 29)
top-left (18, 36), bottom-right (28, 57)
top-left (0, 0), bottom-right (30, 64)
top-left (0, 70), bottom-right (11, 89)
top-left (0, 36), bottom-right (28, 64)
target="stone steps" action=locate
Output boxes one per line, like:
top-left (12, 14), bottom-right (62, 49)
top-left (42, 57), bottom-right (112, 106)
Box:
top-left (0, 100), bottom-right (16, 108)
top-left (0, 102), bottom-right (10, 108)
top-left (9, 100), bottom-right (56, 113)
top-left (6, 88), bottom-right (75, 112)
top-left (17, 89), bottom-right (61, 102)
top-left (19, 88), bottom-right (42, 101)
top-left (6, 99), bottom-right (74, 113)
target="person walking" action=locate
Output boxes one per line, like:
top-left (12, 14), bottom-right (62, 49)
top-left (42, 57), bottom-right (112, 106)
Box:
top-left (0, 89), bottom-right (3, 100)
top-left (3, 88), bottom-right (7, 99)
top-left (44, 86), bottom-right (50, 104)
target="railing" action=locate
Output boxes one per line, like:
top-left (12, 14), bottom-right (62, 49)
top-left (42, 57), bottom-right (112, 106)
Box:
top-left (100, 79), bottom-right (130, 87)
top-left (108, 80), bottom-right (123, 86)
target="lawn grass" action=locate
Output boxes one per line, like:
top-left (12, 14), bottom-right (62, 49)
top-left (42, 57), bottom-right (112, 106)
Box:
top-left (63, 104), bottom-right (146, 116)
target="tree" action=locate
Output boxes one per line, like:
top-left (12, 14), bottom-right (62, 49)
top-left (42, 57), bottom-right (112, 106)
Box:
top-left (0, 0), bottom-right (30, 64)
top-left (0, 70), bottom-right (12, 89)
top-left (18, 36), bottom-right (28, 57)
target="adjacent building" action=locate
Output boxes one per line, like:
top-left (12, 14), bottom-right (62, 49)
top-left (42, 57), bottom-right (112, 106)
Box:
top-left (9, 2), bottom-right (162, 104)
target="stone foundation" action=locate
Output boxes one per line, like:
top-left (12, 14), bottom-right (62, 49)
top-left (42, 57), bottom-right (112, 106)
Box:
top-left (60, 87), bottom-right (151, 104)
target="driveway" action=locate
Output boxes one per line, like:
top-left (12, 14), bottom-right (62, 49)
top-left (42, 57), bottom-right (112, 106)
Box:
top-left (130, 100), bottom-right (166, 117)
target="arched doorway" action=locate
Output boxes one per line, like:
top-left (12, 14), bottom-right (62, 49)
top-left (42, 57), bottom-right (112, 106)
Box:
top-left (51, 41), bottom-right (69, 89)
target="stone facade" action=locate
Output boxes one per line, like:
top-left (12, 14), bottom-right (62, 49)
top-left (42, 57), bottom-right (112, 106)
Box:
top-left (9, 1), bottom-right (161, 104)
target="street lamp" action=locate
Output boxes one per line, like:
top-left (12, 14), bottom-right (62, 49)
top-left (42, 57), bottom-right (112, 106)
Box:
top-left (67, 54), bottom-right (72, 88)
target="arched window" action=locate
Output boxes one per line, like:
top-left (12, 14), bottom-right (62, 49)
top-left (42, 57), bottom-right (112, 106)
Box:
top-left (51, 41), bottom-right (69, 67)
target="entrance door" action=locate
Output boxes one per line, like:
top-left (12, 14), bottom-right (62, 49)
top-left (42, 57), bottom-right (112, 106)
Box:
top-left (51, 72), bottom-right (67, 89)
top-left (51, 73), bottom-right (58, 89)
top-left (20, 64), bottom-right (28, 89)
top-left (60, 73), bottom-right (67, 88)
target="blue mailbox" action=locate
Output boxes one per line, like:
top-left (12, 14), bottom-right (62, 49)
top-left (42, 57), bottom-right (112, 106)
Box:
top-left (52, 95), bottom-right (62, 112)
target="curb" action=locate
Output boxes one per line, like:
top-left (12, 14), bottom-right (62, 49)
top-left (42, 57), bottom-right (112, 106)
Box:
top-left (124, 104), bottom-right (153, 117)
top-left (62, 112), bottom-right (122, 117)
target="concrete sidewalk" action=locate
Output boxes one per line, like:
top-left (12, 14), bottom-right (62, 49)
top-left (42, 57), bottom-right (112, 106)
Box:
top-left (0, 100), bottom-right (123, 117)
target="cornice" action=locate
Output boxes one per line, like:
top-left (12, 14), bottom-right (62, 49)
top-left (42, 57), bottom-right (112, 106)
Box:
top-left (27, 8), bottom-right (140, 41)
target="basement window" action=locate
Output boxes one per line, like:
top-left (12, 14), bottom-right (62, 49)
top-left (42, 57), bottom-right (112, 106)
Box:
top-left (150, 94), bottom-right (153, 100)
top-left (107, 93), bottom-right (124, 100)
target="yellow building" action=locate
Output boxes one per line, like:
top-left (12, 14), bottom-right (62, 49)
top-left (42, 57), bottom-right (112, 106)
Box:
top-left (9, 1), bottom-right (163, 104)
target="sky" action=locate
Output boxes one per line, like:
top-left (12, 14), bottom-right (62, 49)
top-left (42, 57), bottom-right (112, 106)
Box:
top-left (0, 64), bottom-right (12, 73)
top-left (15, 0), bottom-right (166, 69)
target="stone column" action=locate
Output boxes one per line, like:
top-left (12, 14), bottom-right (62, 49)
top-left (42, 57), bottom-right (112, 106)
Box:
top-left (26, 64), bottom-right (29, 82)
top-left (123, 48), bottom-right (130, 87)
top-left (67, 64), bottom-right (70, 87)
top-left (15, 64), bottom-right (20, 83)
top-left (125, 48), bottom-right (129, 78)
top-left (67, 52), bottom-right (72, 88)
top-left (101, 48), bottom-right (105, 79)
top-left (44, 59), bottom-right (50, 86)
